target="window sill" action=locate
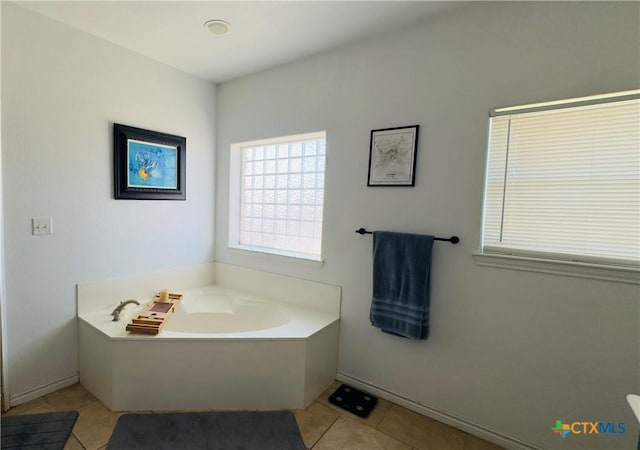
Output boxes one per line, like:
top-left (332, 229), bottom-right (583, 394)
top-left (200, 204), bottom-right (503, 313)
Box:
top-left (473, 251), bottom-right (639, 284)
top-left (227, 245), bottom-right (325, 268)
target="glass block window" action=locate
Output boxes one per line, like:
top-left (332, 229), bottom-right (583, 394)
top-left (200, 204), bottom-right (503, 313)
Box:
top-left (229, 132), bottom-right (326, 261)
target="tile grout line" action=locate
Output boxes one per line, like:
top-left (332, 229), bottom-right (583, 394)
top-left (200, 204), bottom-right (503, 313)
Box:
top-left (373, 406), bottom-right (418, 450)
top-left (308, 412), bottom-right (341, 449)
top-left (57, 397), bottom-right (98, 450)
top-left (314, 400), bottom-right (411, 449)
top-left (71, 431), bottom-right (88, 450)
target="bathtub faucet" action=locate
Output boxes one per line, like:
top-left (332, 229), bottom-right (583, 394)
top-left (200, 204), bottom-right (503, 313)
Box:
top-left (111, 299), bottom-right (140, 321)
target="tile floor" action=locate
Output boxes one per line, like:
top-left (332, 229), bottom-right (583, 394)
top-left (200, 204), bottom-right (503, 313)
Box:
top-left (2, 381), bottom-right (505, 450)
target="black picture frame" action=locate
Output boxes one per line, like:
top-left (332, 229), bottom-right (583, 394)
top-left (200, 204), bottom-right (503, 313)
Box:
top-left (367, 125), bottom-right (419, 186)
top-left (113, 123), bottom-right (186, 200)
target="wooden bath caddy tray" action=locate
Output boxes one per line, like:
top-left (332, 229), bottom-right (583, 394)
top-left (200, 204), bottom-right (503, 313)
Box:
top-left (125, 292), bottom-right (182, 335)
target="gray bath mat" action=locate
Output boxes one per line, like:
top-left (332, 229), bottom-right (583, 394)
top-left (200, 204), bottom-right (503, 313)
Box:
top-left (107, 411), bottom-right (305, 450)
top-left (1, 410), bottom-right (78, 449)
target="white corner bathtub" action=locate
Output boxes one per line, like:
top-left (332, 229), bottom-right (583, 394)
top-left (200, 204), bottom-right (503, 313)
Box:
top-left (165, 286), bottom-right (294, 334)
top-left (78, 267), bottom-right (340, 412)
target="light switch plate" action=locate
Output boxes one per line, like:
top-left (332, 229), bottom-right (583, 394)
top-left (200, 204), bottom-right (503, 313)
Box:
top-left (32, 218), bottom-right (52, 236)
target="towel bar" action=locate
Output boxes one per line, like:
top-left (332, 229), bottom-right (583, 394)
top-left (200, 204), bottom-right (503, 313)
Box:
top-left (355, 227), bottom-right (460, 244)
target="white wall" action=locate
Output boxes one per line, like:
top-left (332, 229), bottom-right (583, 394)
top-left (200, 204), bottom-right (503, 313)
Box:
top-left (1, 3), bottom-right (216, 400)
top-left (215, 3), bottom-right (640, 449)
top-left (0, 0), bottom-right (7, 412)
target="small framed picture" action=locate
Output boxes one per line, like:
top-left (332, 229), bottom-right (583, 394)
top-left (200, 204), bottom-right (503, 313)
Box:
top-left (113, 123), bottom-right (186, 200)
top-left (367, 125), bottom-right (419, 186)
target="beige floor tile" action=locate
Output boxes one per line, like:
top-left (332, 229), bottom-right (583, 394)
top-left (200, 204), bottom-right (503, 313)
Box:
top-left (293, 401), bottom-right (340, 448)
top-left (63, 433), bottom-right (85, 450)
top-left (316, 380), bottom-right (393, 428)
top-left (314, 415), bottom-right (411, 450)
top-left (45, 383), bottom-right (96, 411)
top-left (464, 434), bottom-right (505, 450)
top-left (2, 397), bottom-right (56, 416)
top-left (72, 400), bottom-right (123, 450)
top-left (377, 405), bottom-right (467, 450)
top-left (4, 379), bottom-right (504, 450)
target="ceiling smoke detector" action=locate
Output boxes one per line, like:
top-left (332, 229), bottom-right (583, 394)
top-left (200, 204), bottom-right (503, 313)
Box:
top-left (204, 19), bottom-right (231, 36)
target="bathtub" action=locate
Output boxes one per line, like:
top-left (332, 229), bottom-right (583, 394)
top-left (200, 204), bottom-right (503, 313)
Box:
top-left (167, 286), bottom-right (292, 334)
top-left (77, 263), bottom-right (341, 411)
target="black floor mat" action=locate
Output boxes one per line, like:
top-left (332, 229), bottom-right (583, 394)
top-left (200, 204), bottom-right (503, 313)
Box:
top-left (328, 384), bottom-right (378, 418)
top-left (1, 410), bottom-right (78, 450)
top-left (107, 411), bottom-right (305, 450)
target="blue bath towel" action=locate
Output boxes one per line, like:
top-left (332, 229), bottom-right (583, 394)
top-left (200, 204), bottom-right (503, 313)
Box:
top-left (370, 231), bottom-right (434, 340)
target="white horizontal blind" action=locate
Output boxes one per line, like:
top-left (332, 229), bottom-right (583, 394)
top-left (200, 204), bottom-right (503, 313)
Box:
top-left (236, 133), bottom-right (326, 260)
top-left (483, 95), bottom-right (640, 265)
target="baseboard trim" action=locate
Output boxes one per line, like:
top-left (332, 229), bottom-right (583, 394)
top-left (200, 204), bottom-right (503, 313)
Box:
top-left (9, 373), bottom-right (79, 407)
top-left (336, 372), bottom-right (539, 450)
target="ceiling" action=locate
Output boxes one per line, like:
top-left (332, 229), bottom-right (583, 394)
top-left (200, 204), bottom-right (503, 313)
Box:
top-left (16, 1), bottom-right (463, 83)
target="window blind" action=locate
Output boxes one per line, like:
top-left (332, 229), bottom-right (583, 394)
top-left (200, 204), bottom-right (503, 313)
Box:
top-left (482, 94), bottom-right (640, 266)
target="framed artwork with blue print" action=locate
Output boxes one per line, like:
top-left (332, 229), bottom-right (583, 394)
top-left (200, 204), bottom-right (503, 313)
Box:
top-left (113, 123), bottom-right (186, 200)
